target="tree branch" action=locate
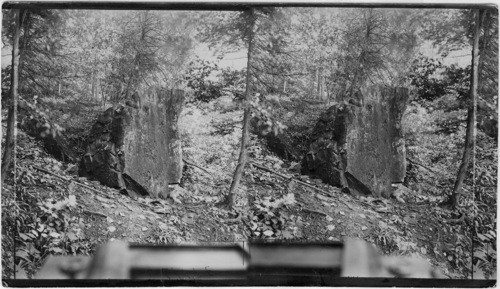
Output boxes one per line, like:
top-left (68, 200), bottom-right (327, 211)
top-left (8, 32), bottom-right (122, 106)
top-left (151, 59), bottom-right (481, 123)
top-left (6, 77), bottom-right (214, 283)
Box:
top-left (32, 165), bottom-right (111, 198)
top-left (249, 162), bottom-right (341, 198)
top-left (183, 158), bottom-right (213, 177)
top-left (407, 157), bottom-right (442, 176)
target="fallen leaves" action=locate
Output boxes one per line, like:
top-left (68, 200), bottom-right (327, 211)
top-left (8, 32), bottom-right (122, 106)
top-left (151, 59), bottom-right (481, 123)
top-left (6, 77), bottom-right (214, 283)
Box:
top-left (282, 231), bottom-right (294, 239)
top-left (167, 185), bottom-right (187, 204)
top-left (316, 194), bottom-right (330, 202)
top-left (375, 207), bottom-right (390, 213)
top-left (378, 220), bottom-right (388, 229)
top-left (403, 216), bottom-right (418, 225)
top-left (181, 213), bottom-right (196, 225)
top-left (153, 207), bottom-right (171, 214)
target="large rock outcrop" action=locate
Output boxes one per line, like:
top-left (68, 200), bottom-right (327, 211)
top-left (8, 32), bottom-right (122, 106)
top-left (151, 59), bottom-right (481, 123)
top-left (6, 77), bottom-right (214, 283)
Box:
top-left (79, 88), bottom-right (184, 198)
top-left (301, 86), bottom-right (409, 197)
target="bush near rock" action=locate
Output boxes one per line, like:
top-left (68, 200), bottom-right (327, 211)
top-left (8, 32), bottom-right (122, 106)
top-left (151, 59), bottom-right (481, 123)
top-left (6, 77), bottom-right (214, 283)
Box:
top-left (302, 86), bottom-right (409, 197)
top-left (79, 88), bottom-right (185, 198)
top-left (249, 98), bottom-right (320, 162)
top-left (250, 116), bottom-right (299, 161)
top-left (17, 98), bottom-right (77, 163)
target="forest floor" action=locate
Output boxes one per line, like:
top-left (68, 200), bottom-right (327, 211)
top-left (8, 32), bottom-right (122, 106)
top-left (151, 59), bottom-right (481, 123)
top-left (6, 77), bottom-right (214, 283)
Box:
top-left (4, 96), bottom-right (471, 279)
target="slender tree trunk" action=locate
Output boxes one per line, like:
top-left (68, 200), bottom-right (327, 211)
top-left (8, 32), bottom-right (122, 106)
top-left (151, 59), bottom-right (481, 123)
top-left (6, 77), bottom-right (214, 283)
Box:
top-left (317, 68), bottom-right (322, 99)
top-left (100, 79), bottom-right (106, 106)
top-left (450, 9), bottom-right (484, 209)
top-left (320, 75), bottom-right (326, 102)
top-left (315, 68), bottom-right (319, 98)
top-left (2, 10), bottom-right (22, 185)
top-left (309, 71), bottom-right (316, 98)
top-left (227, 9), bottom-right (255, 207)
top-left (92, 55), bottom-right (98, 101)
top-left (349, 70), bottom-right (358, 100)
top-left (124, 55), bottom-right (139, 100)
top-left (319, 75), bottom-right (322, 100)
top-left (91, 71), bottom-right (95, 100)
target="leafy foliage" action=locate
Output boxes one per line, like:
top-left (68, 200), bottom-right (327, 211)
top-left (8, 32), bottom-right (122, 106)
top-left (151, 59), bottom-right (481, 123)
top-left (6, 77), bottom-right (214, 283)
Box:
top-left (250, 192), bottom-right (301, 239)
top-left (405, 56), bottom-right (497, 279)
top-left (3, 9), bottom-right (66, 98)
top-left (184, 58), bottom-right (247, 103)
top-left (3, 170), bottom-right (91, 278)
top-left (408, 56), bottom-right (470, 104)
top-left (185, 59), bottom-right (223, 102)
top-left (421, 9), bottom-right (473, 56)
top-left (472, 132), bottom-right (497, 278)
top-left (408, 57), bottom-right (447, 102)
top-left (248, 95), bottom-right (287, 136)
top-left (2, 10), bottom-right (195, 104)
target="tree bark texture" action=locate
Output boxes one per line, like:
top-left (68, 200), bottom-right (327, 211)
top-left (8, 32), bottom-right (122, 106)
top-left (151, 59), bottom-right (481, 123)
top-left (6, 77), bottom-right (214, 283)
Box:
top-left (2, 9), bottom-right (22, 185)
top-left (450, 9), bottom-right (484, 209)
top-left (315, 68), bottom-right (320, 99)
top-left (227, 9), bottom-right (255, 207)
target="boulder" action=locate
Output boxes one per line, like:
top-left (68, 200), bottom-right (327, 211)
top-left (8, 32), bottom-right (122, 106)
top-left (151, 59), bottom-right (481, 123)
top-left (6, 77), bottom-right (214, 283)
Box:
top-left (79, 88), bottom-right (184, 198)
top-left (302, 86), bottom-right (409, 197)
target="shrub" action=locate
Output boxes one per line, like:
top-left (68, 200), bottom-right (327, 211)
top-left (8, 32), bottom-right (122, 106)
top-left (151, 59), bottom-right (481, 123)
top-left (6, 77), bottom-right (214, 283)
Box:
top-left (2, 168), bottom-right (91, 279)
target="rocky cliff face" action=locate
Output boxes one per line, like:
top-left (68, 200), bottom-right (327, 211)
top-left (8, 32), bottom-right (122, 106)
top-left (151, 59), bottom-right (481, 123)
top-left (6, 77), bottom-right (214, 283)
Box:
top-left (302, 86), bottom-right (409, 197)
top-left (79, 88), bottom-right (184, 198)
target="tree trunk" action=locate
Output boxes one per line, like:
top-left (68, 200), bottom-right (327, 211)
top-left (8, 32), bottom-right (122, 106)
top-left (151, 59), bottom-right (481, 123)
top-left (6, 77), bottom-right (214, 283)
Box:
top-left (92, 55), bottom-right (98, 101)
top-left (450, 9), bottom-right (484, 209)
top-left (227, 9), bottom-right (255, 207)
top-left (317, 68), bottom-right (323, 99)
top-left (100, 79), bottom-right (106, 106)
top-left (1, 9), bottom-right (22, 185)
top-left (91, 71), bottom-right (96, 100)
top-left (320, 75), bottom-right (326, 102)
top-left (315, 68), bottom-right (320, 99)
